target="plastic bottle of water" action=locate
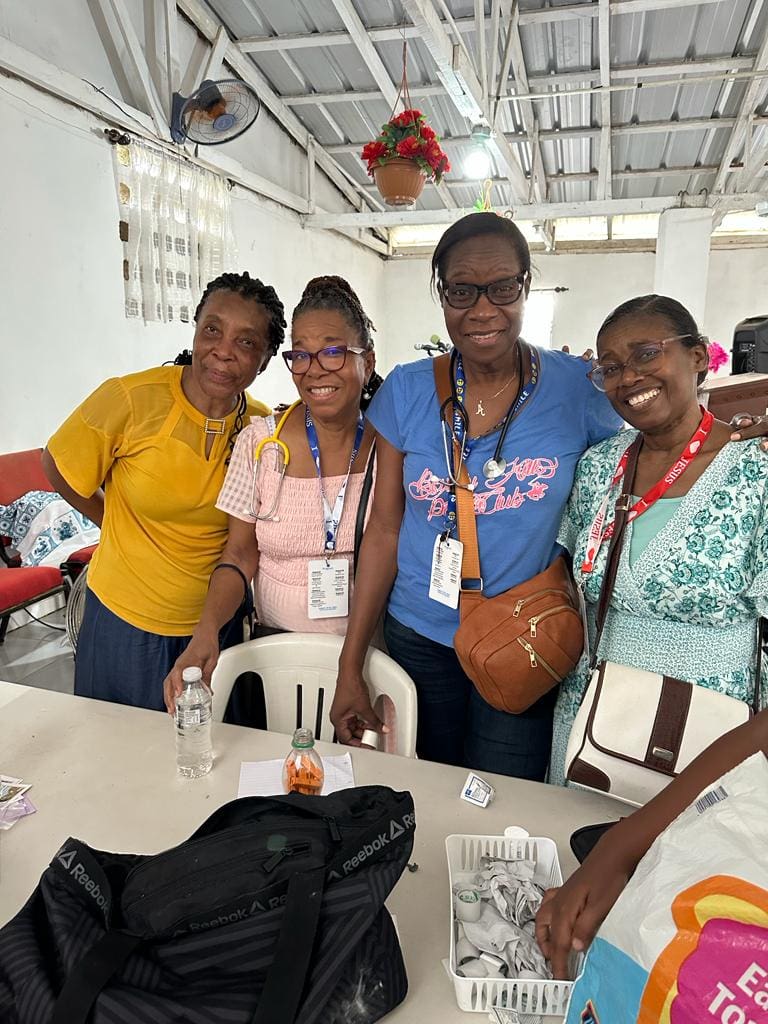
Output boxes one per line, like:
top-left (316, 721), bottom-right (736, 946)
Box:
top-left (175, 666), bottom-right (213, 778)
top-left (282, 728), bottom-right (324, 795)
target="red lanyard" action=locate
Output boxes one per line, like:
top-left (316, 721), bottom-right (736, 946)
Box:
top-left (581, 407), bottom-right (714, 574)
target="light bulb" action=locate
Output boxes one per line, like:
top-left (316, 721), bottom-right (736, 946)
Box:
top-left (463, 147), bottom-right (492, 180)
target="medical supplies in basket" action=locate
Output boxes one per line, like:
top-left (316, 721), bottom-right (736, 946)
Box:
top-left (565, 752), bottom-right (768, 1024)
top-left (446, 827), bottom-right (578, 1018)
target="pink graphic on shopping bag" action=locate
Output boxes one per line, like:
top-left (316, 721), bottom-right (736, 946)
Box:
top-left (671, 918), bottom-right (768, 1023)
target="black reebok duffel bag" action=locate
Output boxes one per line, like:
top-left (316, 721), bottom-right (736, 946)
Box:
top-left (0, 785), bottom-right (415, 1024)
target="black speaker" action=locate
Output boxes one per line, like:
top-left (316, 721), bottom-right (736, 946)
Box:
top-left (732, 315), bottom-right (768, 374)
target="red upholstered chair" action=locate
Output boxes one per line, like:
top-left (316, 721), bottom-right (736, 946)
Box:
top-left (0, 449), bottom-right (70, 643)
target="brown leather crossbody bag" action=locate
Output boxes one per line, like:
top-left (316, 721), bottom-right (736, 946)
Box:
top-left (433, 353), bottom-right (584, 714)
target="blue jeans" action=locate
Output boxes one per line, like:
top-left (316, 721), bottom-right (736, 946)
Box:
top-left (383, 613), bottom-right (555, 781)
top-left (75, 589), bottom-right (247, 712)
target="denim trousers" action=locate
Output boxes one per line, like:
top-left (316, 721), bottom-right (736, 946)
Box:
top-left (75, 588), bottom-right (247, 713)
top-left (383, 613), bottom-right (555, 781)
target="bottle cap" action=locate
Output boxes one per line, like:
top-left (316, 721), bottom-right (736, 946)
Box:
top-left (292, 727), bottom-right (315, 748)
top-left (182, 667), bottom-right (203, 683)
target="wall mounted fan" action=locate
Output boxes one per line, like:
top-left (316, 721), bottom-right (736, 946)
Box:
top-left (170, 79), bottom-right (261, 145)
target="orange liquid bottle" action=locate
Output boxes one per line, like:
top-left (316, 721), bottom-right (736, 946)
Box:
top-left (282, 728), bottom-right (324, 796)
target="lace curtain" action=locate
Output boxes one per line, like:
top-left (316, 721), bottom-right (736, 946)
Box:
top-left (113, 141), bottom-right (236, 323)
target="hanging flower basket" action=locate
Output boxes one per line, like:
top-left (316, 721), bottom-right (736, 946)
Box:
top-left (361, 109), bottom-right (450, 208)
top-left (372, 158), bottom-right (427, 207)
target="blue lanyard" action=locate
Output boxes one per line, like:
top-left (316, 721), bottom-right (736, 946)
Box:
top-left (444, 347), bottom-right (540, 535)
top-left (305, 408), bottom-right (365, 554)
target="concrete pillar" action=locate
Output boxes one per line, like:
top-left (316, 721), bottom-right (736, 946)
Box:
top-left (653, 207), bottom-right (713, 326)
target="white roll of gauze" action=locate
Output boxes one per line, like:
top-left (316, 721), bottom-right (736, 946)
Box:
top-left (360, 729), bottom-right (380, 749)
top-left (454, 889), bottom-right (483, 923)
top-left (455, 935), bottom-right (481, 965)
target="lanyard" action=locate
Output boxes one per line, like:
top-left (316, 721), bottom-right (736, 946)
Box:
top-left (581, 406), bottom-right (714, 574)
top-left (443, 347), bottom-right (539, 535)
top-left (305, 408), bottom-right (365, 555)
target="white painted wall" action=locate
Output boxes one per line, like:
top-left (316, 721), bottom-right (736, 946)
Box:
top-left (379, 247), bottom-right (768, 371)
top-left (0, 75), bottom-right (385, 451)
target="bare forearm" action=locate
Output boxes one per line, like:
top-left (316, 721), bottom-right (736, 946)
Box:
top-left (196, 551), bottom-right (259, 637)
top-left (595, 711), bottom-right (768, 872)
top-left (340, 524), bottom-right (399, 667)
top-left (42, 448), bottom-right (105, 527)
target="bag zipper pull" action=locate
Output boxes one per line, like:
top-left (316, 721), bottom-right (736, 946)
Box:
top-left (529, 616), bottom-right (539, 637)
top-left (519, 638), bottom-right (538, 668)
top-left (263, 842), bottom-right (310, 874)
top-left (323, 816), bottom-right (342, 842)
top-left (512, 599), bottom-right (525, 617)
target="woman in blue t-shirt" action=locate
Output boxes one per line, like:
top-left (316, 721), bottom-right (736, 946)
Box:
top-left (331, 212), bottom-right (623, 779)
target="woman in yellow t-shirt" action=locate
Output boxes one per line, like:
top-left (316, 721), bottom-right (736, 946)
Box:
top-left (43, 272), bottom-right (286, 710)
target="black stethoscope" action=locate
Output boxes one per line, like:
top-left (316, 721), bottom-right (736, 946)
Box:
top-left (439, 343), bottom-right (525, 485)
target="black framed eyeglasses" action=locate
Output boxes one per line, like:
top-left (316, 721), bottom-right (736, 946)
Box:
top-left (587, 335), bottom-right (692, 392)
top-left (282, 345), bottom-right (367, 375)
top-left (440, 274), bottom-right (529, 310)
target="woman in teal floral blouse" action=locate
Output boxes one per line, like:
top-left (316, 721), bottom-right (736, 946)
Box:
top-left (550, 294), bottom-right (768, 784)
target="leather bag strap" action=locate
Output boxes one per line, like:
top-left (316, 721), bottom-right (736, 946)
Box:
top-left (432, 355), bottom-right (483, 618)
top-left (590, 435), bottom-right (643, 668)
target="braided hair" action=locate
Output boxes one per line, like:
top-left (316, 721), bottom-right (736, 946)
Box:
top-left (292, 276), bottom-right (383, 410)
top-left (194, 271), bottom-right (287, 461)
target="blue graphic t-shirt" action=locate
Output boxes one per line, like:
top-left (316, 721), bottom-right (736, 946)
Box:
top-left (366, 348), bottom-right (623, 647)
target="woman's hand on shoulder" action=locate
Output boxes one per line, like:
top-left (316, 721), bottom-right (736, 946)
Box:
top-left (729, 413), bottom-right (768, 451)
top-left (163, 629), bottom-right (220, 714)
top-left (560, 345), bottom-right (594, 361)
top-left (331, 664), bottom-right (387, 746)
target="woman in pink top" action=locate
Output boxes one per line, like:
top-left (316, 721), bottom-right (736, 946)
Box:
top-left (163, 276), bottom-right (380, 710)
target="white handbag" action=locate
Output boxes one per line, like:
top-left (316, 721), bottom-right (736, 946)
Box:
top-left (565, 437), bottom-right (759, 808)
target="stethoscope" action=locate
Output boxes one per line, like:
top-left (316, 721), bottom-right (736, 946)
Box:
top-left (246, 399), bottom-right (302, 520)
top-left (439, 345), bottom-right (525, 486)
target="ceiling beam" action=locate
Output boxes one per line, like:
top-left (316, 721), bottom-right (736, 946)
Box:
top-left (324, 116), bottom-right (764, 156)
top-left (239, 1), bottom-right (725, 51)
top-left (497, 1), bottom-right (548, 203)
top-left (148, 0), bottom-right (179, 120)
top-left (597, 0), bottom-right (612, 199)
top-left (177, 0), bottom-right (382, 221)
top-left (305, 193), bottom-right (766, 230)
top-left (713, 20), bottom-right (768, 195)
top-left (281, 58), bottom-right (764, 107)
top-left (401, 0), bottom-right (529, 201)
top-left (91, 0), bottom-right (170, 138)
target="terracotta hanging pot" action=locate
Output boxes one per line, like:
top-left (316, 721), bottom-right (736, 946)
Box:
top-left (373, 159), bottom-right (426, 207)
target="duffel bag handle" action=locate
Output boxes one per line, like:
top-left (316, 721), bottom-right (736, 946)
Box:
top-left (51, 930), bottom-right (142, 1024)
top-left (251, 866), bottom-right (325, 1024)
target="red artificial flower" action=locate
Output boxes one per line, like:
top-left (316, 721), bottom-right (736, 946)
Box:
top-left (391, 108), bottom-right (423, 128)
top-left (361, 140), bottom-right (387, 163)
top-left (420, 124), bottom-right (436, 141)
top-left (396, 135), bottom-right (423, 159)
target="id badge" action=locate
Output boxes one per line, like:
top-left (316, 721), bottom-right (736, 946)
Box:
top-left (428, 535), bottom-right (463, 609)
top-left (308, 559), bottom-right (349, 619)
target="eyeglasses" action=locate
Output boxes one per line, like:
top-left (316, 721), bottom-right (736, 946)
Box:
top-left (440, 274), bottom-right (529, 310)
top-left (282, 345), bottom-right (366, 375)
top-left (587, 335), bottom-right (692, 392)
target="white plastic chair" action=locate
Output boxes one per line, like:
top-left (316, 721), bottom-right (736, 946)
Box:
top-left (210, 632), bottom-right (418, 758)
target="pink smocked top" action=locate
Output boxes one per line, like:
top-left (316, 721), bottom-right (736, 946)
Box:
top-left (217, 415), bottom-right (374, 635)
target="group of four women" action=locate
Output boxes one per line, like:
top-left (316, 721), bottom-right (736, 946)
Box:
top-left (44, 211), bottom-right (768, 788)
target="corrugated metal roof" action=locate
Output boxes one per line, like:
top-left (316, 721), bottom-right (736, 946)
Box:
top-left (203, 0), bottom-right (768, 221)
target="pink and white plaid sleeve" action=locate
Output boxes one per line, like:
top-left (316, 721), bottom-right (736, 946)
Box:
top-left (216, 420), bottom-right (265, 523)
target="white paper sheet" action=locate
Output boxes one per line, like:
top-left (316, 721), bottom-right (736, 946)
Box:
top-left (237, 753), bottom-right (355, 798)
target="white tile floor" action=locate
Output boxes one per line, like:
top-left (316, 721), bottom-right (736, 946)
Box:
top-left (0, 608), bottom-right (74, 693)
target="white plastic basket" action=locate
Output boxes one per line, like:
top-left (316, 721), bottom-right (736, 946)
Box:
top-left (445, 826), bottom-right (576, 1020)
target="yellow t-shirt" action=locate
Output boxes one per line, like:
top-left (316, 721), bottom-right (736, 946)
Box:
top-left (48, 366), bottom-right (269, 635)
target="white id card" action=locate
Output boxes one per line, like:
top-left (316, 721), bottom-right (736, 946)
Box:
top-left (428, 535), bottom-right (463, 608)
top-left (307, 559), bottom-right (349, 619)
